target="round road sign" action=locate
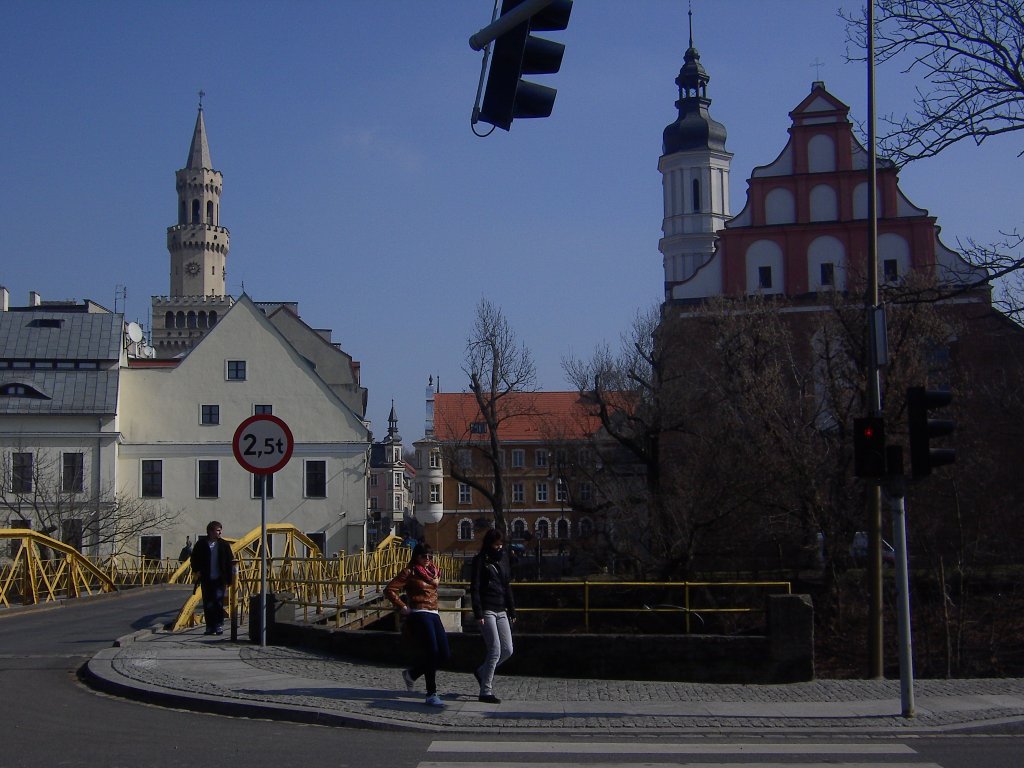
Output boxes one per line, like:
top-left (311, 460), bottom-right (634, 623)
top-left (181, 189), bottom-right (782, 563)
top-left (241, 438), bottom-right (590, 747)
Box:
top-left (232, 415), bottom-right (294, 475)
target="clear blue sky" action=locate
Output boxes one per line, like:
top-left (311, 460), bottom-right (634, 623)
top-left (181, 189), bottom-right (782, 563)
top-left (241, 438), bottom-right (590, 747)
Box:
top-left (2, 1), bottom-right (1017, 441)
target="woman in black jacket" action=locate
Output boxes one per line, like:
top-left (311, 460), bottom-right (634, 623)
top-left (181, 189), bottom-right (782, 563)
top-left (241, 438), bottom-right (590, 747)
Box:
top-left (470, 528), bottom-right (516, 704)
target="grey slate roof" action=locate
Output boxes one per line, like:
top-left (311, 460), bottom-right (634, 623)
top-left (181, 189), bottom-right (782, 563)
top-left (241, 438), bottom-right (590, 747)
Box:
top-left (0, 311), bottom-right (123, 361)
top-left (0, 310), bottom-right (123, 415)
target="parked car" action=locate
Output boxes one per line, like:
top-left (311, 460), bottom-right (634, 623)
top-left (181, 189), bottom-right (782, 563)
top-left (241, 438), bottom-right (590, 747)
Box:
top-left (850, 531), bottom-right (896, 566)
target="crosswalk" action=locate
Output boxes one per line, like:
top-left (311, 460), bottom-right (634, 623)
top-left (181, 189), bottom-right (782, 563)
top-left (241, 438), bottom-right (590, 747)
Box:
top-left (418, 740), bottom-right (942, 768)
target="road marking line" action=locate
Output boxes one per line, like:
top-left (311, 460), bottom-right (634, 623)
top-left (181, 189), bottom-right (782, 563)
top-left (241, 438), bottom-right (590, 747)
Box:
top-left (427, 741), bottom-right (916, 755)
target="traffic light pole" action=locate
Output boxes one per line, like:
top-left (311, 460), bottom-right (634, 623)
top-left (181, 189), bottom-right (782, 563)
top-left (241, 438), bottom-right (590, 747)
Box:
top-left (883, 449), bottom-right (915, 718)
top-left (864, 0), bottom-right (886, 680)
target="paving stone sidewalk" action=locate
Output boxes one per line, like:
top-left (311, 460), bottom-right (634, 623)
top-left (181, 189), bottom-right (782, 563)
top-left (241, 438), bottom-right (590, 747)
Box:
top-left (85, 627), bottom-right (1024, 734)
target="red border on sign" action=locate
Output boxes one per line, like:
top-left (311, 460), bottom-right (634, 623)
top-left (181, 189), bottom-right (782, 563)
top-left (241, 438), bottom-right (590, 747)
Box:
top-left (232, 414), bottom-right (295, 475)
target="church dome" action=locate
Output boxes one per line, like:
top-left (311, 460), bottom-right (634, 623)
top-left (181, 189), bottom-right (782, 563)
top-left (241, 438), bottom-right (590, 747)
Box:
top-left (662, 26), bottom-right (727, 154)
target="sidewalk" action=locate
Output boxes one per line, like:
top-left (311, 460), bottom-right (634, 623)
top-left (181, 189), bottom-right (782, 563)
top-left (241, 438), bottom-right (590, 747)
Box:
top-left (86, 626), bottom-right (1024, 734)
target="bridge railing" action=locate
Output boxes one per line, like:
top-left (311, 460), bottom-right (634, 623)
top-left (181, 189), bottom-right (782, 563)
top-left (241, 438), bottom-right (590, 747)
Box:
top-left (0, 529), bottom-right (117, 606)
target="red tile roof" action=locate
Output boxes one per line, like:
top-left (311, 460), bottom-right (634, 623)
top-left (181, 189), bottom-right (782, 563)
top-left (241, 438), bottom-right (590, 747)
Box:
top-left (433, 391), bottom-right (605, 443)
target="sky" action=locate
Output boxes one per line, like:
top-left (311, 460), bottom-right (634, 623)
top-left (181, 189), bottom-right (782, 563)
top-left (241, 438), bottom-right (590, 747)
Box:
top-left (2, 1), bottom-right (1019, 442)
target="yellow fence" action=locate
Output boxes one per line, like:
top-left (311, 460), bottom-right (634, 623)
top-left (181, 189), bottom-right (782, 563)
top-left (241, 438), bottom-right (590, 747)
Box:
top-left (169, 527), bottom-right (459, 631)
top-left (0, 529), bottom-right (117, 606)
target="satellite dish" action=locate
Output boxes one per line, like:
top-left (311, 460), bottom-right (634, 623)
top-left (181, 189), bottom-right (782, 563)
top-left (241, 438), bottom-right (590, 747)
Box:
top-left (127, 322), bottom-right (144, 343)
top-left (142, 345), bottom-right (156, 358)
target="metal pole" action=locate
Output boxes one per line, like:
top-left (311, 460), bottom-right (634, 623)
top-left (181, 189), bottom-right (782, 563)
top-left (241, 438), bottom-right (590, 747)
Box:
top-left (883, 463), bottom-right (915, 717)
top-left (260, 475), bottom-right (268, 648)
top-left (865, 0), bottom-right (885, 680)
top-left (469, 0), bottom-right (555, 50)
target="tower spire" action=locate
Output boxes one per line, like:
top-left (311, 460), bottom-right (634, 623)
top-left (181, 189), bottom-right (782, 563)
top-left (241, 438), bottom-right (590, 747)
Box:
top-left (186, 104), bottom-right (212, 170)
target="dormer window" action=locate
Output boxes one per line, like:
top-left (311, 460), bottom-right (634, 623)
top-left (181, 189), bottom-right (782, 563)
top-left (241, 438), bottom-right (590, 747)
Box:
top-left (28, 318), bottom-right (63, 329)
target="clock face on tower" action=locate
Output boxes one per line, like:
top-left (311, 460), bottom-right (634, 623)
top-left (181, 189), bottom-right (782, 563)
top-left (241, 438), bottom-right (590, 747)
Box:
top-left (186, 261), bottom-right (200, 276)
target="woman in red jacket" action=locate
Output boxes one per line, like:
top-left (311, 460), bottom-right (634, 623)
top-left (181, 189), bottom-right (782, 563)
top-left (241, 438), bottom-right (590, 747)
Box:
top-left (384, 543), bottom-right (450, 707)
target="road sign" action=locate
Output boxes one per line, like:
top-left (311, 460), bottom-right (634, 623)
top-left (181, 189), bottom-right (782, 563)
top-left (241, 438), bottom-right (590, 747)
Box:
top-left (232, 415), bottom-right (294, 475)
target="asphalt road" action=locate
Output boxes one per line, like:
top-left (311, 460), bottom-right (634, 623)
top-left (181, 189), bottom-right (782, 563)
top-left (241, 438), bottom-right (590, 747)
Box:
top-left (0, 587), bottom-right (1021, 768)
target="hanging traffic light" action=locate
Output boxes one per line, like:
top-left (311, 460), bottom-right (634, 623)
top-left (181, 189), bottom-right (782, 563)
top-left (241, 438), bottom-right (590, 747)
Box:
top-left (853, 416), bottom-right (887, 478)
top-left (907, 386), bottom-right (956, 478)
top-left (478, 0), bottom-right (573, 131)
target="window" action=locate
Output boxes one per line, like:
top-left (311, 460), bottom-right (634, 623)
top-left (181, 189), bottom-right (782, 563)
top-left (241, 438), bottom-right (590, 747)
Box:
top-left (429, 483), bottom-right (441, 503)
top-left (253, 473), bottom-right (274, 499)
top-left (305, 531), bottom-right (326, 556)
top-left (883, 258), bottom-right (899, 282)
top-left (201, 404), bottom-right (220, 425)
top-left (535, 450), bottom-right (549, 468)
top-left (536, 518), bottom-right (550, 539)
top-left (62, 519), bottom-right (83, 551)
top-left (141, 460), bottom-right (163, 498)
top-left (758, 266), bottom-right (773, 289)
top-left (140, 536), bottom-right (162, 561)
top-left (429, 451), bottom-right (441, 469)
top-left (512, 518), bottom-right (527, 538)
top-left (458, 519), bottom-right (473, 541)
top-left (198, 460), bottom-right (219, 498)
top-left (536, 482), bottom-right (549, 502)
top-left (579, 518), bottom-right (594, 538)
top-left (511, 449), bottom-right (525, 468)
top-left (394, 493), bottom-right (402, 510)
top-left (470, 422), bottom-right (487, 434)
top-left (556, 478), bottom-right (568, 502)
top-left (415, 483), bottom-right (423, 504)
top-left (392, 471), bottom-right (403, 488)
top-left (12, 452), bottom-right (32, 493)
top-left (369, 473), bottom-right (378, 487)
top-left (62, 452), bottom-right (84, 493)
top-left (254, 404), bottom-right (272, 415)
top-left (512, 482), bottom-right (524, 503)
top-left (305, 460), bottom-right (327, 498)
top-left (692, 177), bottom-right (701, 212)
top-left (393, 448), bottom-right (402, 462)
top-left (369, 497), bottom-right (378, 510)
top-left (820, 262), bottom-right (835, 287)
top-left (226, 360), bottom-right (247, 380)
top-left (458, 483), bottom-right (471, 504)
top-left (579, 481), bottom-right (592, 502)
top-left (556, 518), bottom-right (570, 539)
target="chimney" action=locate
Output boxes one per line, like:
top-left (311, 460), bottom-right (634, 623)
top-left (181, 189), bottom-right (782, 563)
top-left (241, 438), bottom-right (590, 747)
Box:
top-left (0, 286), bottom-right (8, 312)
top-left (29, 291), bottom-right (42, 307)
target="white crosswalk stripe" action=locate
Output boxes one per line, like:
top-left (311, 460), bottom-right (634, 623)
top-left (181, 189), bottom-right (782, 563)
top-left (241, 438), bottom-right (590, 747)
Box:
top-left (420, 740), bottom-right (942, 768)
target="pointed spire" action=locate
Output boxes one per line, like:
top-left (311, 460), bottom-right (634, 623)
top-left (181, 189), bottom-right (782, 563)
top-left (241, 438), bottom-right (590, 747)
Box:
top-left (662, 4), bottom-right (727, 155)
top-left (186, 97), bottom-right (212, 170)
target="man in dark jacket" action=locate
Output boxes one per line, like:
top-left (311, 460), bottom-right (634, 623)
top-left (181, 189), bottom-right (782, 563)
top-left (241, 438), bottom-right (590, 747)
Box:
top-left (190, 521), bottom-right (234, 635)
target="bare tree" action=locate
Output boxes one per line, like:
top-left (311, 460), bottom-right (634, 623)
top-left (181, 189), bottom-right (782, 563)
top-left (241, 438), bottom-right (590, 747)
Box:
top-left (0, 446), bottom-right (179, 557)
top-left (842, 0), bottom-right (1024, 165)
top-left (445, 298), bottom-right (537, 536)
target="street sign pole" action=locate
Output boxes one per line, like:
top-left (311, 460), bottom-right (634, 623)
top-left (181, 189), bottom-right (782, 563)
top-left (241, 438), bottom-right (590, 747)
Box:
top-left (232, 415), bottom-right (294, 649)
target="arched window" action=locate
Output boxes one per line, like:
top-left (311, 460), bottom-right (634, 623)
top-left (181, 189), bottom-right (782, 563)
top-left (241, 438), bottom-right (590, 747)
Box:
top-left (809, 184), bottom-right (838, 222)
top-left (208, 311), bottom-right (218, 326)
top-left (206, 200), bottom-right (214, 224)
top-left (745, 239), bottom-right (785, 295)
top-left (556, 518), bottom-right (570, 539)
top-left (175, 312), bottom-right (186, 329)
top-left (197, 311), bottom-right (207, 328)
top-left (458, 519), bottom-right (473, 541)
top-left (179, 200), bottom-right (186, 225)
top-left (191, 199), bottom-right (200, 224)
top-left (511, 518), bottom-right (527, 539)
top-left (692, 178), bottom-right (701, 212)
top-left (578, 518), bottom-right (594, 538)
top-left (186, 311), bottom-right (197, 329)
top-left (164, 311), bottom-right (174, 329)
top-left (808, 133), bottom-right (836, 172)
top-left (536, 518), bottom-right (550, 539)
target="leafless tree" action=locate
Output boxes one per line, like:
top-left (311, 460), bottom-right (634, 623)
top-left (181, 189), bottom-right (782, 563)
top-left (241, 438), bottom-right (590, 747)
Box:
top-left (842, 0), bottom-right (1024, 165)
top-left (0, 446), bottom-right (179, 557)
top-left (445, 298), bottom-right (537, 536)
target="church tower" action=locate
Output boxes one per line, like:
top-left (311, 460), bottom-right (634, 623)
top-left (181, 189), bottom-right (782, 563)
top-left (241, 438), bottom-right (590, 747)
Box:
top-left (659, 11), bottom-right (732, 302)
top-left (152, 95), bottom-right (234, 357)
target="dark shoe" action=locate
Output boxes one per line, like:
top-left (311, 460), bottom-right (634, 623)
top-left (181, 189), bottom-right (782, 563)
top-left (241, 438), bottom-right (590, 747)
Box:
top-left (214, 628), bottom-right (224, 636)
top-left (478, 694), bottom-right (501, 704)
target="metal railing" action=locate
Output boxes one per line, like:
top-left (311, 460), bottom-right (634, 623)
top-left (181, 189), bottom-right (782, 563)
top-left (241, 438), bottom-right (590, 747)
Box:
top-left (0, 529), bottom-right (117, 605)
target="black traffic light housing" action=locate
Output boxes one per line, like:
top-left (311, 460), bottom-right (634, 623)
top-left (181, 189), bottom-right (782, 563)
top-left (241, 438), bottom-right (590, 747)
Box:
top-left (478, 0), bottom-right (573, 131)
top-left (853, 416), bottom-right (887, 478)
top-left (907, 386), bottom-right (956, 478)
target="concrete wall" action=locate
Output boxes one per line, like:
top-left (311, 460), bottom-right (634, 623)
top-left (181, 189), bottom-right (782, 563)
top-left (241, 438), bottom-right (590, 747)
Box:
top-left (270, 593), bottom-right (814, 684)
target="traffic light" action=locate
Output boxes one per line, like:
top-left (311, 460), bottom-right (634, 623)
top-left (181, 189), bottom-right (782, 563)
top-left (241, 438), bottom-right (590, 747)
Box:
top-left (853, 416), bottom-right (886, 478)
top-left (907, 386), bottom-right (956, 478)
top-left (478, 0), bottom-right (573, 131)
